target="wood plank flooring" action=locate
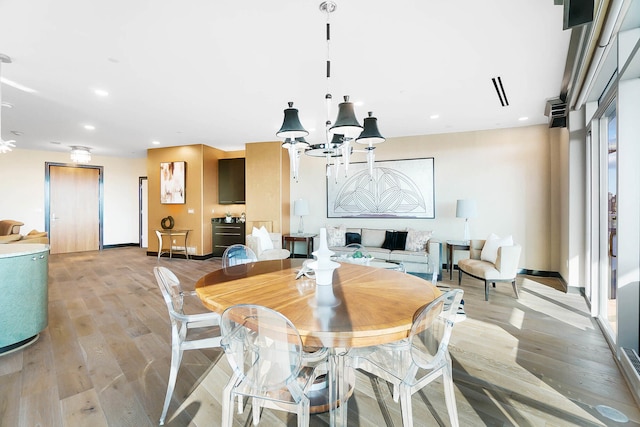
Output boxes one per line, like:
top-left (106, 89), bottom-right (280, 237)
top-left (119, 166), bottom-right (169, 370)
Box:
top-left (1, 247), bottom-right (638, 426)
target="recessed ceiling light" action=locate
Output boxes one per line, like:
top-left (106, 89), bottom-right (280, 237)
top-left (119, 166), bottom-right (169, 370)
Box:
top-left (1, 102), bottom-right (13, 108)
top-left (94, 89), bottom-right (109, 97)
top-left (84, 124), bottom-right (96, 130)
top-left (430, 114), bottom-right (440, 119)
top-left (518, 117), bottom-right (528, 121)
top-left (50, 141), bottom-right (61, 145)
top-left (10, 130), bottom-right (22, 136)
top-left (151, 140), bottom-right (160, 145)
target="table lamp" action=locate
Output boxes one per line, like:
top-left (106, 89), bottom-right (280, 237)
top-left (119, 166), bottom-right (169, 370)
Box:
top-left (456, 199), bottom-right (477, 243)
top-left (294, 199), bottom-right (309, 234)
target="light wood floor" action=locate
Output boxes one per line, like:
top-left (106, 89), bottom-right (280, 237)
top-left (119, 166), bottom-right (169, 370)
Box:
top-left (1, 247), bottom-right (638, 427)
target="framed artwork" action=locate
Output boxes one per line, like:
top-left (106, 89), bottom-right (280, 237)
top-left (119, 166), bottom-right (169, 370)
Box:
top-left (327, 157), bottom-right (435, 218)
top-left (160, 161), bottom-right (186, 204)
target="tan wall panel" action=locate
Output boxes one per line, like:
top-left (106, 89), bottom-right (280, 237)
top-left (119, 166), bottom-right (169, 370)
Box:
top-left (147, 145), bottom-right (205, 255)
top-left (245, 141), bottom-right (290, 236)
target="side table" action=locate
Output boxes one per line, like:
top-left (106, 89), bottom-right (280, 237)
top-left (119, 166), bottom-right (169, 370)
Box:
top-left (446, 240), bottom-right (470, 280)
top-left (156, 229), bottom-right (191, 260)
top-left (282, 233), bottom-right (317, 258)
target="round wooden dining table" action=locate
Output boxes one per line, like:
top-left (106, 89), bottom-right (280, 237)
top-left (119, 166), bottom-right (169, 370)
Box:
top-left (196, 258), bottom-right (441, 426)
top-left (195, 258), bottom-right (441, 349)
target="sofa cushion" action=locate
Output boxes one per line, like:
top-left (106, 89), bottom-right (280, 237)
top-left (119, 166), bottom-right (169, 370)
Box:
top-left (405, 228), bottom-right (433, 251)
top-left (458, 258), bottom-right (504, 280)
top-left (388, 249), bottom-right (429, 264)
top-left (481, 233), bottom-right (513, 264)
top-left (366, 247), bottom-right (392, 259)
top-left (326, 224), bottom-right (346, 246)
top-left (361, 228), bottom-right (387, 247)
top-left (381, 231), bottom-right (408, 250)
top-left (345, 232), bottom-right (361, 245)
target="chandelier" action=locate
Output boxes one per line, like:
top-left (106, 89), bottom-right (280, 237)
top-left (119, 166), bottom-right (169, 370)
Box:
top-left (277, 1), bottom-right (385, 182)
top-left (70, 146), bottom-right (92, 163)
top-left (0, 54), bottom-right (16, 154)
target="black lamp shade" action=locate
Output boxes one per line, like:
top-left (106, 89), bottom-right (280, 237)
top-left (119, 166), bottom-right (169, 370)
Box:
top-left (277, 102), bottom-right (309, 138)
top-left (330, 133), bottom-right (345, 144)
top-left (329, 96), bottom-right (362, 137)
top-left (356, 111), bottom-right (385, 145)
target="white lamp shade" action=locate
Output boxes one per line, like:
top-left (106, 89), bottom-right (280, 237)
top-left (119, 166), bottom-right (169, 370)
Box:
top-left (293, 199), bottom-right (309, 216)
top-left (456, 199), bottom-right (477, 219)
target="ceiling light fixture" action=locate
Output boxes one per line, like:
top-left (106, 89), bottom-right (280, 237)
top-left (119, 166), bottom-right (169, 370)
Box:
top-left (94, 89), bottom-right (109, 97)
top-left (277, 1), bottom-right (385, 182)
top-left (84, 124), bottom-right (96, 130)
top-left (70, 146), bottom-right (92, 163)
top-left (0, 54), bottom-right (16, 154)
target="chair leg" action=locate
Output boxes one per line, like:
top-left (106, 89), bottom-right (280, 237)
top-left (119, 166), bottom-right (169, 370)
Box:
top-left (512, 279), bottom-right (520, 298)
top-left (160, 344), bottom-right (183, 425)
top-left (399, 383), bottom-right (414, 427)
top-left (484, 280), bottom-right (489, 301)
top-left (458, 268), bottom-right (462, 286)
top-left (222, 375), bottom-right (238, 427)
top-left (443, 361), bottom-right (460, 427)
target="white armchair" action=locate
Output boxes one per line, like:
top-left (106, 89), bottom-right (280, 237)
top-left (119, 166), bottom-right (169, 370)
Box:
top-left (457, 239), bottom-right (522, 301)
top-left (246, 232), bottom-right (290, 261)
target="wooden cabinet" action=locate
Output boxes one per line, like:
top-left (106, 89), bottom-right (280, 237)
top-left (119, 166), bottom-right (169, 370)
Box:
top-left (218, 158), bottom-right (245, 204)
top-left (212, 220), bottom-right (246, 256)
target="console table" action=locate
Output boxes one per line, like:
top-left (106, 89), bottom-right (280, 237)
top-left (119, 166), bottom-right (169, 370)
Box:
top-left (446, 240), bottom-right (470, 280)
top-left (156, 229), bottom-right (191, 260)
top-left (282, 233), bottom-right (316, 258)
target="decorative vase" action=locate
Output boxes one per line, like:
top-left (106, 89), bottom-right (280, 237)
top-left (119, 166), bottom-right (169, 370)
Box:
top-left (224, 216), bottom-right (233, 223)
top-left (308, 228), bottom-right (340, 306)
top-left (161, 216), bottom-right (174, 230)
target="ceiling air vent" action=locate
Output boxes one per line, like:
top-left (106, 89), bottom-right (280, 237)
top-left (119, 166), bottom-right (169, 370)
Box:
top-left (545, 98), bottom-right (567, 128)
top-left (491, 77), bottom-right (509, 107)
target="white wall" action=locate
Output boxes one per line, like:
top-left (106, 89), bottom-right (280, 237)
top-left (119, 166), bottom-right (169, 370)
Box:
top-left (289, 124), bottom-right (561, 272)
top-left (0, 149), bottom-right (146, 245)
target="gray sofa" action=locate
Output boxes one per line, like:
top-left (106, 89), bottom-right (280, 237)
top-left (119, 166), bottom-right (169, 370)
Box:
top-left (316, 226), bottom-right (442, 278)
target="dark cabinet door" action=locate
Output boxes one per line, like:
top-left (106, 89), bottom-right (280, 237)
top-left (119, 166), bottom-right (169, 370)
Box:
top-left (219, 158), bottom-right (245, 204)
top-left (212, 222), bottom-right (246, 256)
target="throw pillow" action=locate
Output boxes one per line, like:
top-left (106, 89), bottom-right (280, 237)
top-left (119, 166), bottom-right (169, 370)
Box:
top-left (381, 231), bottom-right (409, 250)
top-left (252, 226), bottom-right (273, 250)
top-left (393, 231), bottom-right (408, 250)
top-left (381, 231), bottom-right (396, 250)
top-left (405, 228), bottom-right (433, 251)
top-left (326, 224), bottom-right (346, 246)
top-left (480, 233), bottom-right (513, 264)
top-left (345, 232), bottom-right (361, 245)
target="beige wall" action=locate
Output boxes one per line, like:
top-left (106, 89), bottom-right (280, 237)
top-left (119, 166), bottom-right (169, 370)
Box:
top-left (0, 149), bottom-right (145, 245)
top-left (289, 124), bottom-right (565, 272)
top-left (1, 125), bottom-right (567, 271)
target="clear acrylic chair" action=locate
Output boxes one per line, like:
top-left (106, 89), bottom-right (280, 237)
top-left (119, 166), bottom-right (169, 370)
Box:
top-left (222, 244), bottom-right (258, 268)
top-left (153, 266), bottom-right (223, 425)
top-left (220, 304), bottom-right (325, 426)
top-left (347, 289), bottom-right (464, 427)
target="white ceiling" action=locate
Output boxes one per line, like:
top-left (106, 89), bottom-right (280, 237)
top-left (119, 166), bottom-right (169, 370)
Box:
top-left (0, 0), bottom-right (572, 158)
